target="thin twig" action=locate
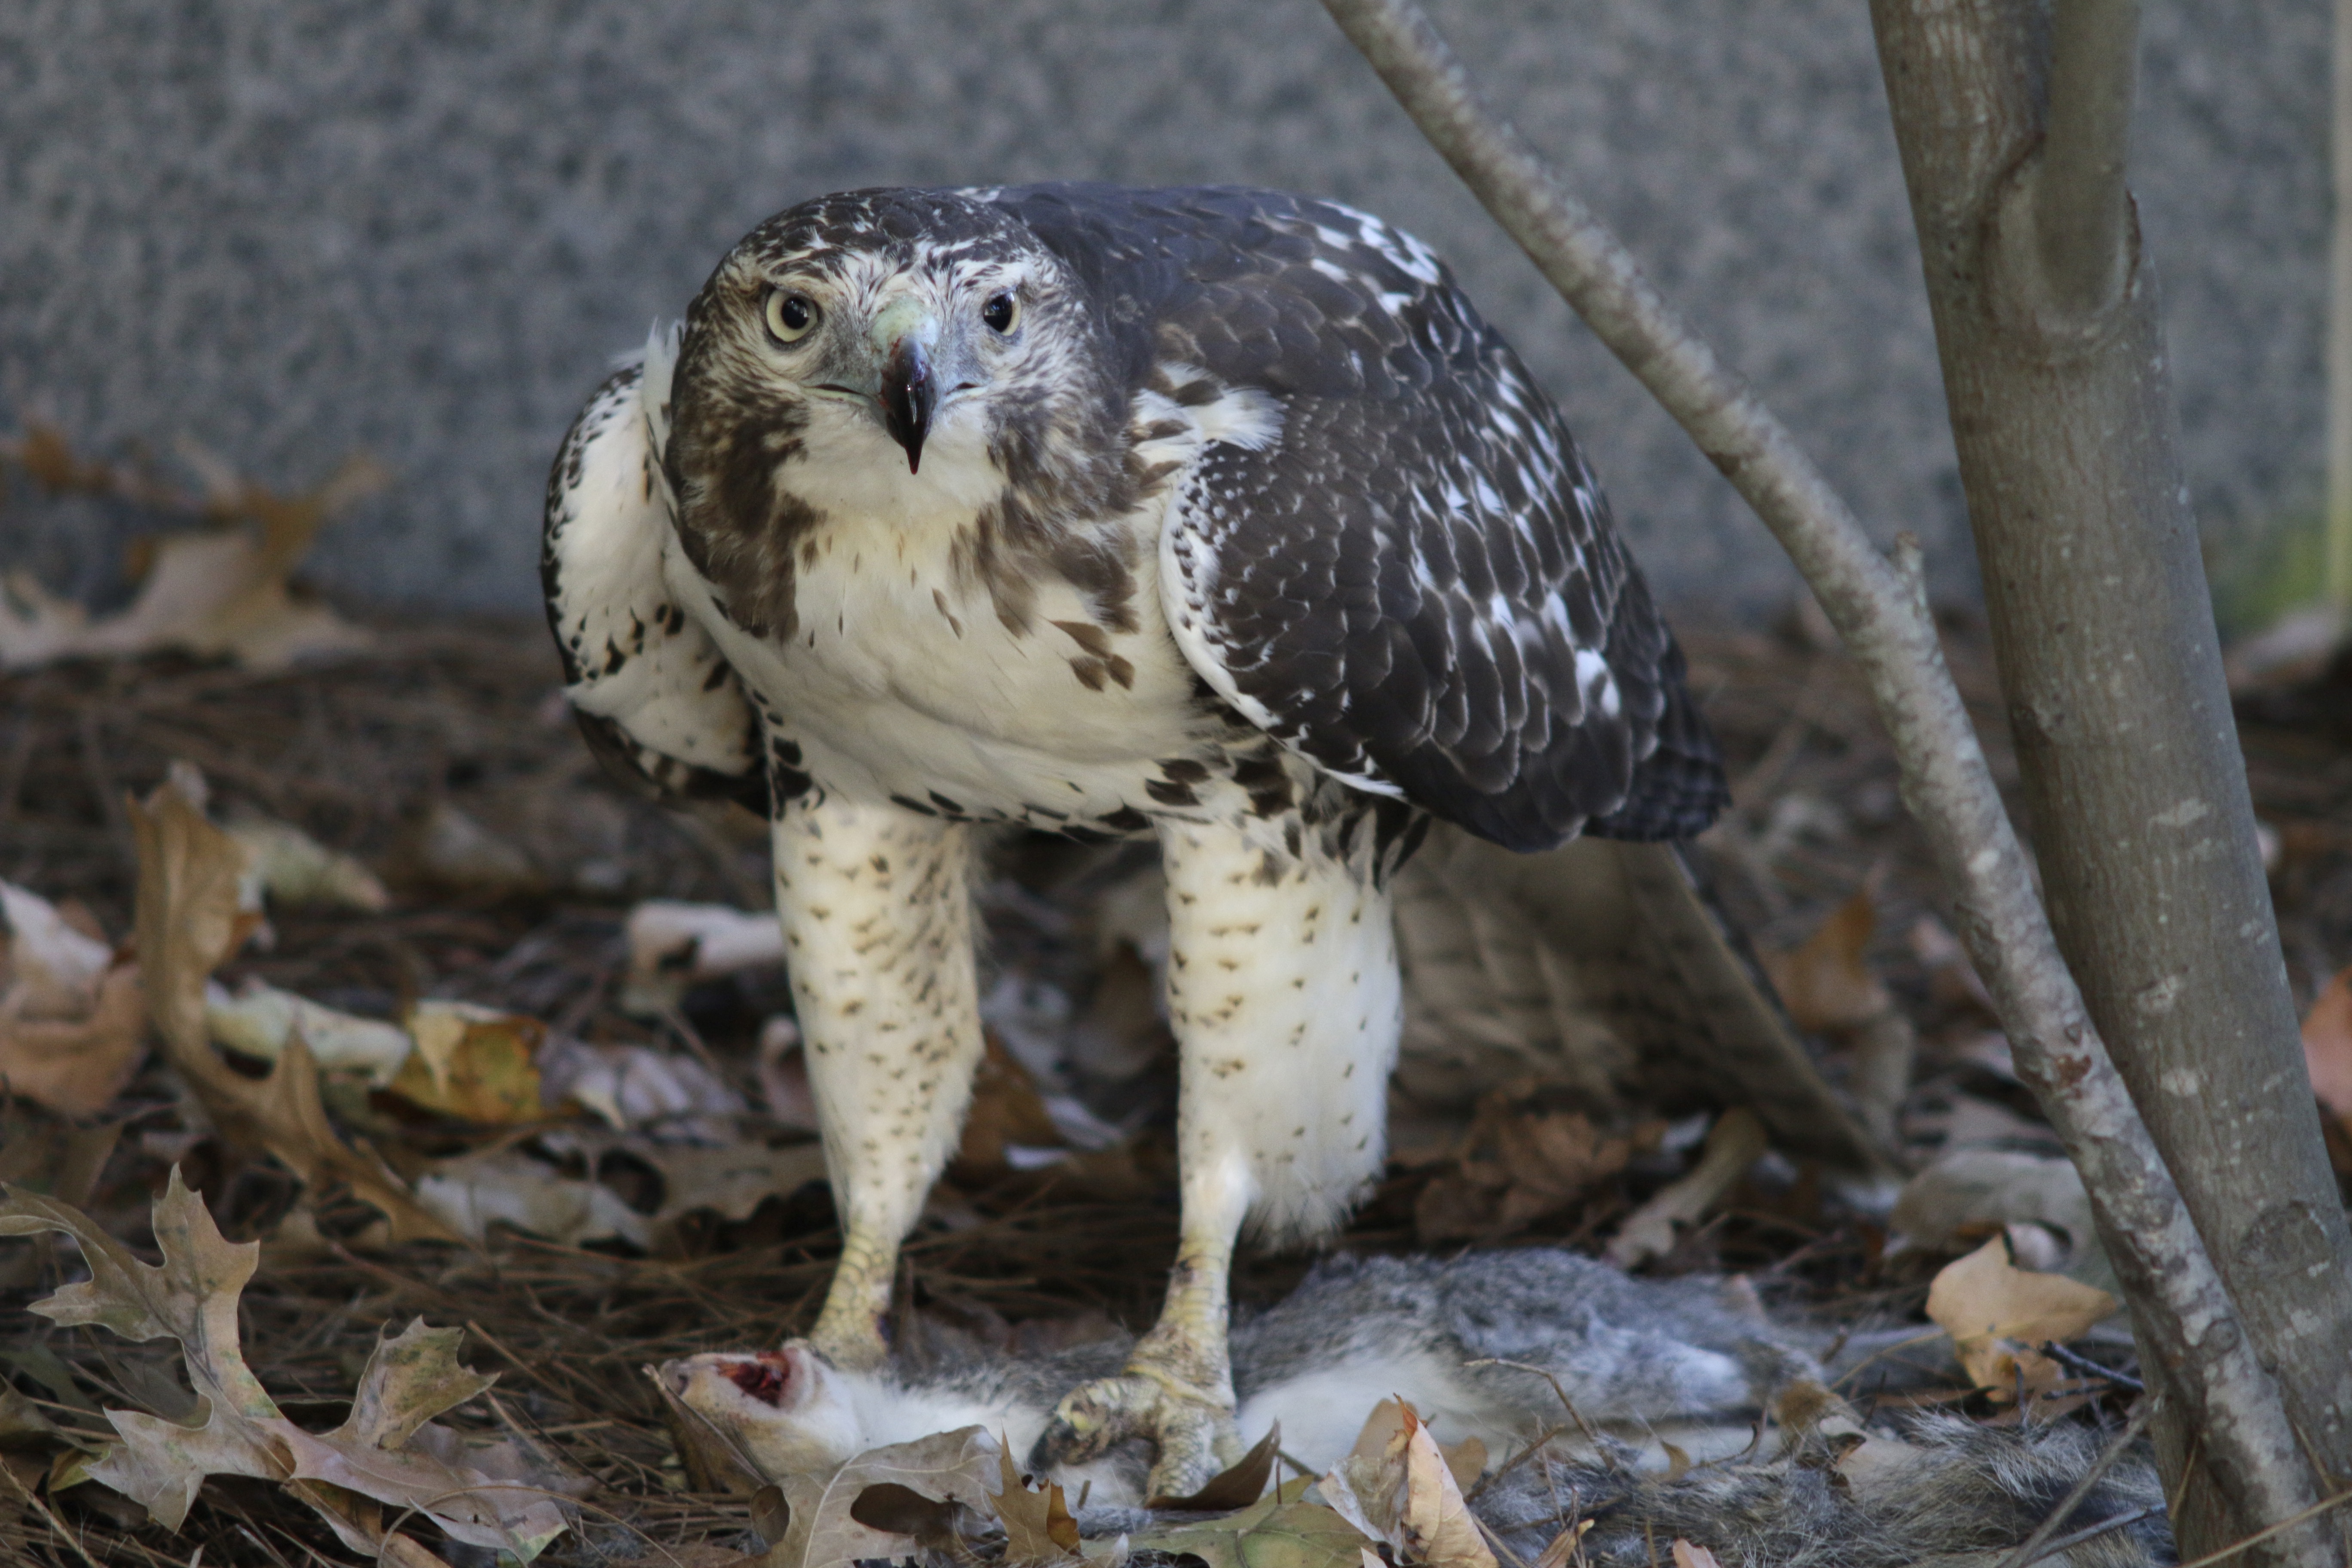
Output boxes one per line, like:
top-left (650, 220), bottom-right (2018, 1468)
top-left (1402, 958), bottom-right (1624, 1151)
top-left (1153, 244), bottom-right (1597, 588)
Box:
top-left (1465, 1359), bottom-right (1620, 1473)
top-left (2038, 1340), bottom-right (2146, 1395)
top-left (1478, 1510), bottom-right (1534, 1568)
top-left (1312, 0), bottom-right (2318, 1536)
top-left (1990, 1394), bottom-right (2160, 1568)
top-left (1828, 1329), bottom-right (1948, 1392)
top-left (465, 1317), bottom-right (579, 1402)
top-left (2013, 1503), bottom-right (2166, 1568)
top-left (1467, 1424), bottom-right (1568, 1503)
top-left (1, 1460), bottom-right (109, 1568)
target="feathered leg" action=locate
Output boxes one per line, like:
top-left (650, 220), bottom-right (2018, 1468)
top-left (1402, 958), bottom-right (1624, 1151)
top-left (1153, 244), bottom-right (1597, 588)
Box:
top-left (1035, 800), bottom-right (1403, 1499)
top-left (775, 794), bottom-right (985, 1369)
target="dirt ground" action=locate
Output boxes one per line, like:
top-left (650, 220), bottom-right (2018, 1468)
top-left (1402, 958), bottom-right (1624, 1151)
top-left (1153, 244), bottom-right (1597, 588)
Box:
top-left (4, 602), bottom-right (2350, 1567)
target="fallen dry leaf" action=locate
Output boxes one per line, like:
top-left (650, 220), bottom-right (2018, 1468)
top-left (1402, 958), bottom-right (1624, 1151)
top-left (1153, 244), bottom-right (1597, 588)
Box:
top-left (0, 445), bottom-right (381, 673)
top-left (392, 800), bottom-right (548, 899)
top-left (225, 813), bottom-right (391, 913)
top-left (415, 1136), bottom-right (827, 1248)
top-left (1320, 1396), bottom-right (1412, 1530)
top-left (1392, 1409), bottom-right (1496, 1568)
top-left (415, 1149), bottom-right (655, 1248)
top-left (1605, 1108), bottom-right (1767, 1268)
top-left (538, 1037), bottom-right (746, 1135)
top-left (1124, 1488), bottom-right (1372, 1568)
top-left (0, 1172), bottom-right (571, 1557)
top-left (1890, 1147), bottom-right (2114, 1293)
top-left (130, 774), bottom-right (254, 1060)
top-left (0, 880), bottom-right (147, 1117)
top-left (1438, 1434), bottom-right (1487, 1495)
top-left (0, 965), bottom-right (147, 1118)
top-left (279, 1322), bottom-right (580, 1559)
top-left (767, 1426), bottom-right (999, 1568)
top-left (1415, 1087), bottom-right (1643, 1243)
top-left (249, 1034), bottom-right (463, 1243)
top-left (389, 1004), bottom-right (546, 1125)
top-left (1764, 888), bottom-right (1892, 1034)
top-left (0, 1171), bottom-right (285, 1529)
top-left (1763, 888), bottom-right (1915, 1142)
top-left (622, 900), bottom-right (786, 1016)
top-left (129, 778), bottom-right (457, 1243)
top-left (1, 879), bottom-right (114, 1014)
top-left (637, 1140), bottom-right (829, 1228)
top-left (1925, 1236), bottom-right (2118, 1399)
top-left (2300, 964), bottom-right (2352, 1123)
top-left (380, 1535), bottom-right (462, 1568)
top-left (204, 977), bottom-right (413, 1084)
top-left (1149, 1424), bottom-right (1280, 1511)
top-left (1318, 1402), bottom-right (1496, 1568)
top-left (993, 1442), bottom-right (1083, 1563)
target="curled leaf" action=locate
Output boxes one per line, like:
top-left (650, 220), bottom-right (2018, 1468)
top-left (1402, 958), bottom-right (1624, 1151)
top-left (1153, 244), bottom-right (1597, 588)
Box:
top-left (1127, 1490), bottom-right (1375, 1568)
top-left (1764, 889), bottom-right (1892, 1034)
top-left (225, 813), bottom-right (391, 913)
top-left (128, 779), bottom-right (455, 1243)
top-left (769, 1426), bottom-right (1000, 1568)
top-left (1926, 1236), bottom-right (2118, 1399)
top-left (992, 1438), bottom-right (1084, 1562)
top-left (1318, 1402), bottom-right (1497, 1568)
top-left (205, 977), bottom-right (413, 1084)
top-left (389, 1004), bottom-right (545, 1125)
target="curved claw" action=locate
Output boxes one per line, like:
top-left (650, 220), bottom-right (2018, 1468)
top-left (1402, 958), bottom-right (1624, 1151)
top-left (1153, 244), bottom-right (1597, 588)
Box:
top-left (1031, 1371), bottom-right (1242, 1503)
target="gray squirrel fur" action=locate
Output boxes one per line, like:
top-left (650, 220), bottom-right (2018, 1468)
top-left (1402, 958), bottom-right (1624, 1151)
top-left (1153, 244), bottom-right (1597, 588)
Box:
top-left (1471, 1412), bottom-right (2171, 1568)
top-left (657, 1246), bottom-right (2171, 1565)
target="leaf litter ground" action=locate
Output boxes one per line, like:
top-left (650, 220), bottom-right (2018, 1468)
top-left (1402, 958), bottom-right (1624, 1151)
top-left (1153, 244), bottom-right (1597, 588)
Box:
top-left (5, 577), bottom-right (2352, 1563)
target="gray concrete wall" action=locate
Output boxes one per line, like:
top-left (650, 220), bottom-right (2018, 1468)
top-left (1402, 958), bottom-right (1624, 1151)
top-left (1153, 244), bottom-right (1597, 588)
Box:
top-left (0, 1), bottom-right (2329, 622)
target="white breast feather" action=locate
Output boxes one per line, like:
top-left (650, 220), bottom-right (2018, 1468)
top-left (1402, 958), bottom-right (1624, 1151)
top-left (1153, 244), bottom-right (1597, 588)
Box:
top-left (661, 364), bottom-right (1346, 825)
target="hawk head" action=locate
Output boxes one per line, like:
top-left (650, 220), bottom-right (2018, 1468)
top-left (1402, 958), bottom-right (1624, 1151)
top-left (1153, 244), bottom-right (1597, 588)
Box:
top-left (657, 189), bottom-right (1149, 637)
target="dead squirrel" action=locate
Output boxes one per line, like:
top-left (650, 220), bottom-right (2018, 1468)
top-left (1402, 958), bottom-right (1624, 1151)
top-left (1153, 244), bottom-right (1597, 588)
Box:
top-left (671, 1247), bottom-right (1813, 1495)
top-left (659, 1247), bottom-right (2168, 1566)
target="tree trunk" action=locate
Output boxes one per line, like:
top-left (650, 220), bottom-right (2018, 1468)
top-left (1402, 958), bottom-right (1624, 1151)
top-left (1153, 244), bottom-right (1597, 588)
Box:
top-left (2332, 0), bottom-right (2352, 613)
top-left (1868, 1), bottom-right (2352, 1555)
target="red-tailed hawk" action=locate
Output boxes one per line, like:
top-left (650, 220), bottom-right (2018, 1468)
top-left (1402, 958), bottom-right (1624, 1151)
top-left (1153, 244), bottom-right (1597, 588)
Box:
top-left (543, 184), bottom-right (1727, 1497)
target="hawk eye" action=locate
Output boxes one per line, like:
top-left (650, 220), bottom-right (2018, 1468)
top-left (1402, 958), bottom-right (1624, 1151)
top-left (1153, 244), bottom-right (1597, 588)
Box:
top-left (766, 291), bottom-right (818, 343)
top-left (981, 291), bottom-right (1019, 334)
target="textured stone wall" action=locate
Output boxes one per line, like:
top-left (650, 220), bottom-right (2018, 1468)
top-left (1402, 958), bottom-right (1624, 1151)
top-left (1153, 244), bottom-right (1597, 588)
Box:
top-left (0, 1), bottom-right (2328, 620)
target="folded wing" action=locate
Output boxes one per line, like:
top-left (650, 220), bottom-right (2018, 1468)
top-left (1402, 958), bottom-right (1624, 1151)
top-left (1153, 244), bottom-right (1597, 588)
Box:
top-left (541, 338), bottom-right (768, 812)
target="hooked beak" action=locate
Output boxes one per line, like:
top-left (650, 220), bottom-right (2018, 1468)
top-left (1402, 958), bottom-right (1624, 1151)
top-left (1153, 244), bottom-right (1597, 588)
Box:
top-left (878, 335), bottom-right (934, 474)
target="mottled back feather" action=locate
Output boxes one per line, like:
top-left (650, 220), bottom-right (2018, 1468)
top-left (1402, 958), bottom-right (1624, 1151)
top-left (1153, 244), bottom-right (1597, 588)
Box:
top-left (987, 184), bottom-right (1726, 850)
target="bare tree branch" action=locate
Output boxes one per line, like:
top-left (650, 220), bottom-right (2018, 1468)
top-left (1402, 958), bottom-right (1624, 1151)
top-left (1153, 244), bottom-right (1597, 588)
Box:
top-left (1313, 0), bottom-right (2322, 1542)
top-left (2034, 0), bottom-right (2141, 314)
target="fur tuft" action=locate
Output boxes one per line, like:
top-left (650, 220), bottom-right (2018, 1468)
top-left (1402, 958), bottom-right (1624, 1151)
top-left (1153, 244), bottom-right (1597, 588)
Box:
top-left (1477, 1412), bottom-right (2172, 1568)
